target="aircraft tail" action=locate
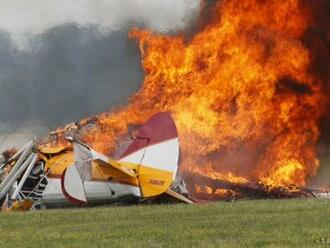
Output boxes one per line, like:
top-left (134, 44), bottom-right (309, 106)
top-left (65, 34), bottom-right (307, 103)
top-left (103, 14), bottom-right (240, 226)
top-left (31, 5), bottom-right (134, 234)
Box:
top-left (119, 112), bottom-right (180, 197)
top-left (119, 112), bottom-right (179, 176)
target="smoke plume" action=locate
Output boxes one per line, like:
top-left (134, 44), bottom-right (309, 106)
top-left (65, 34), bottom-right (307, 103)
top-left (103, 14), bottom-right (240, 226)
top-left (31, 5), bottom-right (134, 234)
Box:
top-left (0, 0), bottom-right (200, 149)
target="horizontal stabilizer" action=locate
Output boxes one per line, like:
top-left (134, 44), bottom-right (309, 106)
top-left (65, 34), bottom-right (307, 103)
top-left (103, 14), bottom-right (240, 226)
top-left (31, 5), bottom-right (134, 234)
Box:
top-left (92, 151), bottom-right (137, 178)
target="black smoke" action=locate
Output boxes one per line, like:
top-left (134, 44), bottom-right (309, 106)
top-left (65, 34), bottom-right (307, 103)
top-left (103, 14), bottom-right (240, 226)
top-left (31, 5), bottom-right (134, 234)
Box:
top-left (0, 24), bottom-right (143, 129)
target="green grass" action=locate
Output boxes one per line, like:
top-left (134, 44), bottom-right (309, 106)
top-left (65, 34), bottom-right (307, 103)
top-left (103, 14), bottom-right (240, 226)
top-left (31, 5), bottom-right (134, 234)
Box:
top-left (0, 199), bottom-right (329, 248)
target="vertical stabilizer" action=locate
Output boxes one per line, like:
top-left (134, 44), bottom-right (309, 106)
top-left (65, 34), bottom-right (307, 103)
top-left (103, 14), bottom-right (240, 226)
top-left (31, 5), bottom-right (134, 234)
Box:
top-left (119, 112), bottom-right (180, 197)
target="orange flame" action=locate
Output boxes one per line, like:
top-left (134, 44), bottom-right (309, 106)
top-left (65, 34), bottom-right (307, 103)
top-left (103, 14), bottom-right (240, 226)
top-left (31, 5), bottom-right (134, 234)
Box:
top-left (43, 0), bottom-right (327, 198)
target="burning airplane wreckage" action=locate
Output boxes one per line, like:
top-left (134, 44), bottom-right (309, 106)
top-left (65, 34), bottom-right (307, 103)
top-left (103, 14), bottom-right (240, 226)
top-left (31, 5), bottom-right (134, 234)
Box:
top-left (0, 112), bottom-right (328, 211)
top-left (0, 113), bottom-right (193, 211)
top-left (1, 0), bottom-right (330, 210)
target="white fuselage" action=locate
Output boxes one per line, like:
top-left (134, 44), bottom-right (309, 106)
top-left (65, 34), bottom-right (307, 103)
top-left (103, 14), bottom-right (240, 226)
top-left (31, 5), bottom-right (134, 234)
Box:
top-left (41, 178), bottom-right (141, 207)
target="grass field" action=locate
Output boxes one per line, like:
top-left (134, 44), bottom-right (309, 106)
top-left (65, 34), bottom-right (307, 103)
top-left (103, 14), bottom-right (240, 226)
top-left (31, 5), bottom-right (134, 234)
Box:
top-left (0, 199), bottom-right (329, 247)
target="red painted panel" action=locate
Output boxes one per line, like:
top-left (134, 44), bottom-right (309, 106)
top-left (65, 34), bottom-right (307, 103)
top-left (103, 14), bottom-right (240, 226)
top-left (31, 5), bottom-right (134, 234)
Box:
top-left (120, 112), bottom-right (178, 158)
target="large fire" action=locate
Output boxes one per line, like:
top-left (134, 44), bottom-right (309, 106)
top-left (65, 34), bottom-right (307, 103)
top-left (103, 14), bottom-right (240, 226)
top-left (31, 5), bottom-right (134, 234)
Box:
top-left (43, 0), bottom-right (329, 199)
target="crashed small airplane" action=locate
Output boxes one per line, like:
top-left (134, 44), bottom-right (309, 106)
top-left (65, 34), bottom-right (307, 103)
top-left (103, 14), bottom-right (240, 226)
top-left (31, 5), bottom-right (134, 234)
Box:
top-left (0, 112), bottom-right (192, 210)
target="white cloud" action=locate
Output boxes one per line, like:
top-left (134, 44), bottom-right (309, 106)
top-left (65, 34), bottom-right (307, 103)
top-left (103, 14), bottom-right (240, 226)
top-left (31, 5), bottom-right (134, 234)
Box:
top-left (0, 0), bottom-right (200, 48)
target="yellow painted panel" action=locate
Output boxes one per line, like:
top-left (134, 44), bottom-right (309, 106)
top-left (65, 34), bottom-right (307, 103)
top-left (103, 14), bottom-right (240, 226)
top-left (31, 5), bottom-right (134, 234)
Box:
top-left (92, 161), bottom-right (139, 186)
top-left (39, 146), bottom-right (70, 154)
top-left (138, 166), bottom-right (173, 197)
top-left (45, 152), bottom-right (74, 177)
top-left (91, 160), bottom-right (173, 197)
